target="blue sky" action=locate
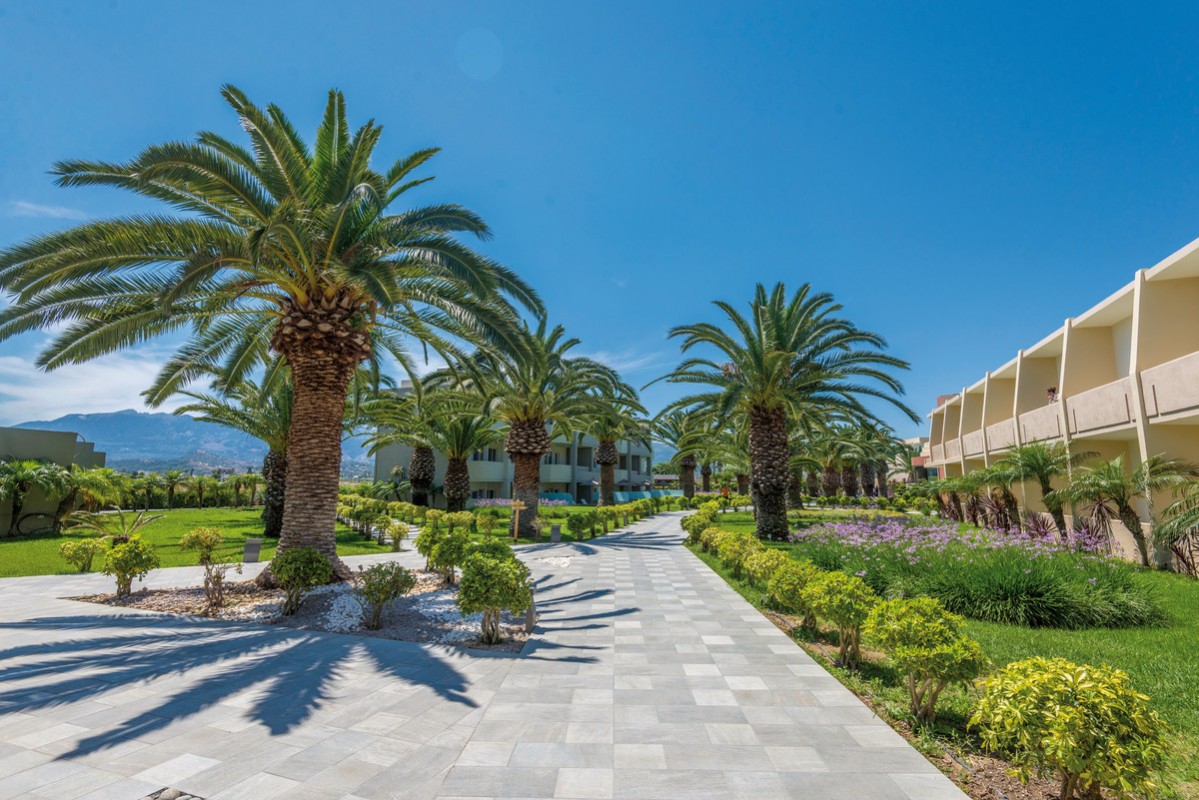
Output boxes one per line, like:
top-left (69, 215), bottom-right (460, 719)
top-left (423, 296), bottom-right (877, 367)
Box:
top-left (3, 1), bottom-right (1199, 436)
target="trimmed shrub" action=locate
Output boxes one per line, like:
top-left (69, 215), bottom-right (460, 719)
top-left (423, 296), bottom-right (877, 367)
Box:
top-left (971, 657), bottom-right (1169, 800)
top-left (744, 548), bottom-right (789, 587)
top-left (473, 538), bottom-right (517, 561)
top-left (766, 558), bottom-right (821, 629)
top-left (386, 521), bottom-right (409, 552)
top-left (179, 527), bottom-right (224, 565)
top-left (59, 538), bottom-right (106, 573)
top-left (431, 527), bottom-right (471, 583)
top-left (273, 547), bottom-right (332, 615)
top-left (103, 536), bottom-right (160, 597)
top-left (457, 553), bottom-right (533, 644)
top-left (351, 562), bottom-right (416, 629)
top-left (801, 571), bottom-right (877, 669)
top-left (865, 597), bottom-right (988, 723)
top-left (717, 532), bottom-right (763, 579)
top-left (566, 512), bottom-right (592, 540)
top-left (415, 524), bottom-right (443, 571)
top-left (475, 509), bottom-right (501, 538)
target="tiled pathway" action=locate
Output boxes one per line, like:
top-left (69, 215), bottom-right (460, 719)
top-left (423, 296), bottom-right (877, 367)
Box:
top-left (0, 512), bottom-right (965, 799)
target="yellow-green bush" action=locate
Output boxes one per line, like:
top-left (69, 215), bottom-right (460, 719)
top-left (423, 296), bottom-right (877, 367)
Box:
top-left (698, 526), bottom-right (726, 554)
top-left (766, 558), bottom-right (821, 629)
top-left (801, 571), bottom-right (877, 669)
top-left (865, 597), bottom-right (988, 724)
top-left (744, 548), bottom-right (789, 587)
top-left (717, 532), bottom-right (763, 579)
top-left (971, 657), bottom-right (1169, 800)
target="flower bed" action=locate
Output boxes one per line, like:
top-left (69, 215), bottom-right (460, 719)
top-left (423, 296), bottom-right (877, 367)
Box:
top-left (787, 519), bottom-right (1162, 628)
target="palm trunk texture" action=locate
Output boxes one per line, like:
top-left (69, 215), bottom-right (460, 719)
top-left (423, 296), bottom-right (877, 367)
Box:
top-left (749, 406), bottom-right (790, 540)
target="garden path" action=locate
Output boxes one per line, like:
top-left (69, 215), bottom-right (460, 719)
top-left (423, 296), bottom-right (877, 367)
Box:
top-left (0, 512), bottom-right (965, 799)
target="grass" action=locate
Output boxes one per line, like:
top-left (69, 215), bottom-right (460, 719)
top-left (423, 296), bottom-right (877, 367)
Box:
top-left (0, 507), bottom-right (390, 578)
top-left (690, 532), bottom-right (1199, 799)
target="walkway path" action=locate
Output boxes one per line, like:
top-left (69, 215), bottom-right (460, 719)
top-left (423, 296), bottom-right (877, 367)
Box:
top-left (0, 512), bottom-right (965, 799)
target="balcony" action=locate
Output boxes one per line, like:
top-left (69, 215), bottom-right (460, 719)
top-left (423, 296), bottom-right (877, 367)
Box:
top-left (944, 438), bottom-right (962, 460)
top-left (986, 419), bottom-right (1016, 450)
top-left (932, 444), bottom-right (945, 462)
top-left (962, 429), bottom-right (985, 456)
top-left (1141, 350), bottom-right (1199, 420)
top-left (1019, 404), bottom-right (1064, 443)
top-left (541, 464), bottom-right (573, 484)
top-left (468, 461), bottom-right (508, 483)
top-left (1067, 377), bottom-right (1134, 435)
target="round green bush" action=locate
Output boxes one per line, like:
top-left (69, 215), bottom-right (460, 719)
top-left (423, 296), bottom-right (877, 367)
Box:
top-left (272, 547), bottom-right (333, 615)
top-left (801, 571), bottom-right (877, 669)
top-left (744, 548), bottom-right (789, 587)
top-left (351, 562), bottom-right (416, 629)
top-left (103, 536), bottom-right (160, 597)
top-left (457, 554), bottom-right (533, 644)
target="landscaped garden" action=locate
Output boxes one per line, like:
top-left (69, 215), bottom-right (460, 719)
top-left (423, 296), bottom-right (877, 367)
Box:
top-left (688, 502), bottom-right (1199, 799)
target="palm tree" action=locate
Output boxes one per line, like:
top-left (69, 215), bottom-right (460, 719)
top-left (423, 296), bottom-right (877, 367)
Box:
top-left (654, 283), bottom-right (915, 539)
top-left (51, 465), bottom-right (118, 532)
top-left (654, 410), bottom-right (703, 499)
top-left (133, 473), bottom-right (163, 511)
top-left (193, 475), bottom-right (218, 509)
top-left (1050, 454), bottom-right (1199, 566)
top-left (0, 87), bottom-right (540, 577)
top-left (431, 413), bottom-right (503, 513)
top-left (174, 374), bottom-right (293, 536)
top-left (162, 470), bottom-right (188, 510)
top-left (587, 388), bottom-right (650, 506)
top-left (432, 322), bottom-right (620, 537)
top-left (0, 459), bottom-right (68, 536)
top-left (995, 442), bottom-right (1096, 539)
top-left (242, 473), bottom-right (262, 506)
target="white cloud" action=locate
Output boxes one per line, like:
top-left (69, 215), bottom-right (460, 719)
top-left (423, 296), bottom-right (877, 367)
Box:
top-left (0, 352), bottom-right (187, 425)
top-left (8, 200), bottom-right (88, 220)
top-left (578, 347), bottom-right (673, 376)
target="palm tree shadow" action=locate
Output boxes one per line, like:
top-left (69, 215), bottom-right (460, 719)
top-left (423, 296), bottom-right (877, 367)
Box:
top-left (0, 611), bottom-right (497, 758)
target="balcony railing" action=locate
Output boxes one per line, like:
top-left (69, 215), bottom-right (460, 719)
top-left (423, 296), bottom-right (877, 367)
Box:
top-left (1141, 350), bottom-right (1199, 420)
top-left (986, 419), bottom-right (1016, 450)
top-left (944, 438), bottom-right (962, 459)
top-left (932, 443), bottom-right (945, 462)
top-left (962, 429), bottom-right (985, 456)
top-left (1068, 377), bottom-right (1134, 435)
top-left (1019, 404), bottom-right (1064, 443)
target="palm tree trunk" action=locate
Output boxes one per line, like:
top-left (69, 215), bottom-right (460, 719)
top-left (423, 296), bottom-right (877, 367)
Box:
top-left (680, 455), bottom-right (697, 498)
top-left (8, 489), bottom-right (27, 535)
top-left (1040, 478), bottom-right (1069, 540)
top-left (261, 449), bottom-right (287, 538)
top-left (859, 463), bottom-right (873, 497)
top-left (787, 472), bottom-right (804, 509)
top-left (53, 488), bottom-right (79, 534)
top-left (1118, 504), bottom-right (1152, 567)
top-left (841, 466), bottom-right (859, 497)
top-left (596, 441), bottom-right (618, 506)
top-left (701, 463), bottom-right (712, 493)
top-left (821, 467), bottom-right (839, 497)
top-left (736, 474), bottom-right (749, 494)
top-left (409, 445), bottom-right (435, 507)
top-left (506, 419), bottom-right (551, 538)
top-left (444, 457), bottom-right (471, 512)
top-left (270, 299), bottom-right (368, 580)
top-left (805, 470), bottom-right (819, 497)
top-left (749, 406), bottom-right (790, 540)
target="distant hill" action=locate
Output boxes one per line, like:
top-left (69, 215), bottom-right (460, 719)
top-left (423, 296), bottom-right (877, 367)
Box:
top-left (13, 409), bottom-right (372, 478)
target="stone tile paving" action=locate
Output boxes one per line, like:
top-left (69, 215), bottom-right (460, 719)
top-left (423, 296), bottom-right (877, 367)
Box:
top-left (0, 513), bottom-right (965, 799)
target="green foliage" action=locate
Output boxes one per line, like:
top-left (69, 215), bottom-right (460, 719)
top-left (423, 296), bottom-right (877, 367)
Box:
top-left (971, 657), bottom-right (1169, 800)
top-left (699, 526), bottom-right (728, 554)
top-left (178, 527), bottom-right (224, 565)
top-left (58, 538), bottom-right (106, 573)
top-left (414, 524), bottom-right (443, 570)
top-left (766, 558), bottom-right (821, 629)
top-left (716, 531), bottom-right (762, 579)
top-left (865, 597), bottom-right (989, 724)
top-left (272, 547), bottom-right (333, 615)
top-left (445, 511), bottom-right (475, 533)
top-left (350, 562), bottom-right (416, 629)
top-left (431, 527), bottom-right (471, 583)
top-left (801, 571), bottom-right (877, 669)
top-left (475, 510), bottom-right (500, 537)
top-left (102, 536), bottom-right (160, 597)
top-left (457, 553), bottom-right (533, 644)
top-left (744, 548), bottom-right (789, 587)
top-left (424, 509), bottom-right (446, 530)
top-left (566, 512), bottom-right (593, 539)
top-left (385, 521), bottom-right (409, 552)
top-left (472, 538), bottom-right (517, 561)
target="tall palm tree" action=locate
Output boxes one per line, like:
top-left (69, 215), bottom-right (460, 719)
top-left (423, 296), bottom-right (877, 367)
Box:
top-left (133, 473), bottom-right (163, 511)
top-left (995, 442), bottom-right (1096, 539)
top-left (1049, 454), bottom-right (1199, 566)
top-left (430, 412), bottom-right (503, 513)
top-left (174, 373), bottom-right (293, 536)
top-left (654, 283), bottom-right (915, 539)
top-left (432, 322), bottom-right (620, 537)
top-left (654, 410), bottom-right (703, 499)
top-left (0, 87), bottom-right (540, 576)
top-left (242, 472), bottom-right (262, 506)
top-left (0, 459), bottom-right (68, 536)
top-left (587, 388), bottom-right (650, 506)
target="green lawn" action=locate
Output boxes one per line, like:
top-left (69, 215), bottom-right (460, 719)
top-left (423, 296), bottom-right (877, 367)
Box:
top-left (0, 507), bottom-right (391, 578)
top-left (691, 530), bottom-right (1199, 799)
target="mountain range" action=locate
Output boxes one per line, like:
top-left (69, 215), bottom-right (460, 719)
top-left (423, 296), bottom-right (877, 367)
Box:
top-left (12, 409), bottom-right (373, 478)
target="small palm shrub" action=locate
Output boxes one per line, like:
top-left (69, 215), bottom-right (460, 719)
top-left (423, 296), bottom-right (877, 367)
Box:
top-left (351, 563), bottom-right (416, 629)
top-left (273, 547), bottom-right (332, 615)
top-left (744, 548), bottom-right (789, 587)
top-left (767, 558), bottom-right (821, 629)
top-left (179, 527), bottom-right (224, 565)
top-left (457, 553), bottom-right (533, 644)
top-left (865, 597), bottom-right (988, 723)
top-left (103, 536), bottom-right (160, 597)
top-left (59, 538), bottom-right (106, 573)
top-left (431, 528), bottom-right (471, 583)
top-left (971, 657), bottom-right (1169, 800)
top-left (717, 532), bottom-right (763, 579)
top-left (801, 571), bottom-right (876, 669)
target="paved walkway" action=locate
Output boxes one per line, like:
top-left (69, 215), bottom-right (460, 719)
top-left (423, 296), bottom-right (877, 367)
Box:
top-left (0, 513), bottom-right (965, 800)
